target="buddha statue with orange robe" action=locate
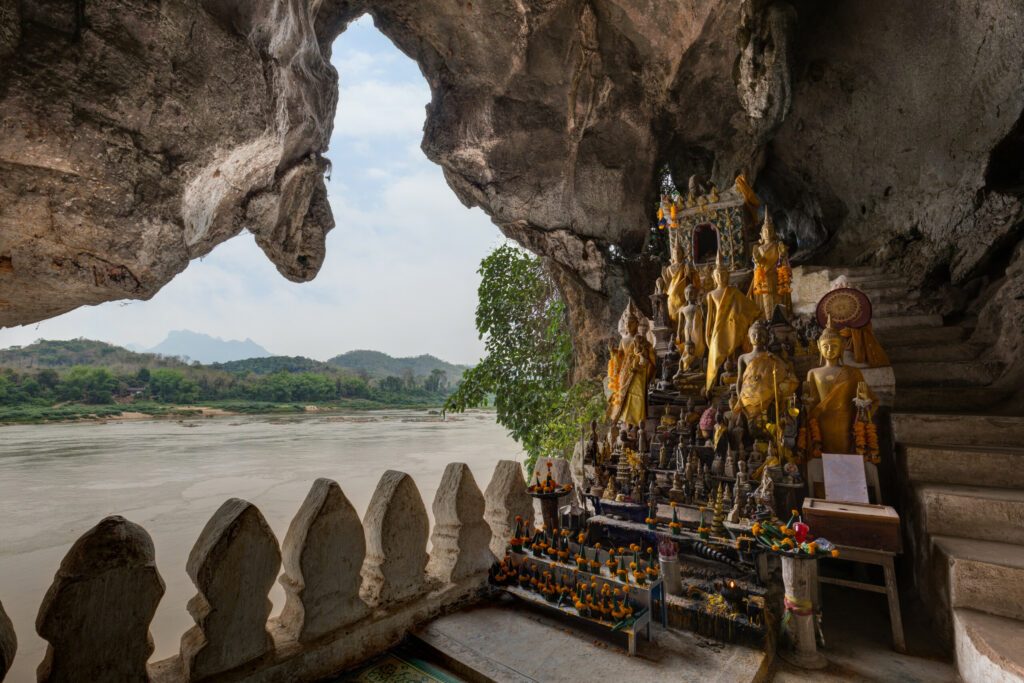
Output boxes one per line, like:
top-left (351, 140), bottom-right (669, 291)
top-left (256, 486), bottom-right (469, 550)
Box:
top-left (806, 318), bottom-right (879, 455)
top-left (704, 256), bottom-right (761, 394)
top-left (749, 211), bottom-right (793, 320)
top-left (607, 301), bottom-right (657, 427)
top-left (660, 239), bottom-right (700, 324)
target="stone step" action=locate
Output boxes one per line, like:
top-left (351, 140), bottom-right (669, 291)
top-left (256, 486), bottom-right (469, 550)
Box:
top-left (893, 359), bottom-right (1005, 388)
top-left (872, 300), bottom-right (928, 317)
top-left (893, 387), bottom-right (1012, 414)
top-left (872, 313), bottom-right (944, 330)
top-left (893, 413), bottom-right (1024, 447)
top-left (917, 484), bottom-right (1024, 545)
top-left (933, 536), bottom-right (1024, 622)
top-left (875, 324), bottom-right (969, 347)
top-left (953, 608), bottom-right (1024, 683)
top-left (900, 443), bottom-right (1024, 488)
top-left (843, 275), bottom-right (909, 289)
top-left (887, 343), bottom-right (983, 363)
top-left (825, 266), bottom-right (890, 277)
top-left (857, 285), bottom-right (920, 300)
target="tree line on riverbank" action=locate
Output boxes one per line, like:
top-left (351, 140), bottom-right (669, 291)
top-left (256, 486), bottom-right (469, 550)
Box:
top-left (0, 340), bottom-right (464, 422)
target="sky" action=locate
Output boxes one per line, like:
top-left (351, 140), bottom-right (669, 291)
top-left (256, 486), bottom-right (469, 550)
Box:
top-left (0, 17), bottom-right (502, 365)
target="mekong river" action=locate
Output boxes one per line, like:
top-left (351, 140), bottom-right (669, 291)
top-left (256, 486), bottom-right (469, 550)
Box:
top-left (0, 410), bottom-right (521, 682)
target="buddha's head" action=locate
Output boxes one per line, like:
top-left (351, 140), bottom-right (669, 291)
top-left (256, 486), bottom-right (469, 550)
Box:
top-left (713, 262), bottom-right (730, 288)
top-left (672, 239), bottom-right (686, 265)
top-left (818, 316), bottom-right (843, 362)
top-left (760, 211), bottom-right (777, 244)
top-left (684, 284), bottom-right (698, 304)
top-left (748, 320), bottom-right (769, 348)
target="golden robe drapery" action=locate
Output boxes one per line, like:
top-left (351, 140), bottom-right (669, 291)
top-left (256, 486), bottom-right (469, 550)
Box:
top-left (809, 366), bottom-right (877, 454)
top-left (705, 288), bottom-right (761, 393)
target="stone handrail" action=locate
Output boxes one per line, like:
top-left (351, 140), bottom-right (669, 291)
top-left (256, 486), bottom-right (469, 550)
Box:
top-left (1, 459), bottom-right (534, 683)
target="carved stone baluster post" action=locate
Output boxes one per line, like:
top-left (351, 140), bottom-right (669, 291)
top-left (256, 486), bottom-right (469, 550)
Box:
top-left (35, 516), bottom-right (164, 683)
top-left (0, 598), bottom-right (14, 682)
top-left (180, 499), bottom-right (281, 681)
top-left (360, 471), bottom-right (429, 606)
top-left (483, 460), bottom-right (533, 559)
top-left (279, 478), bottom-right (368, 642)
top-left (427, 463), bottom-right (493, 583)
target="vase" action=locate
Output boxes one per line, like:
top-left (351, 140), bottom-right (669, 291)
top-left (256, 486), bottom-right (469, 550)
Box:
top-left (779, 555), bottom-right (826, 669)
top-left (660, 555), bottom-right (683, 596)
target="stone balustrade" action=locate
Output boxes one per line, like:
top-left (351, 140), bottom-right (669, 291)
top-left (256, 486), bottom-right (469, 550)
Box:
top-left (3, 459), bottom-right (531, 683)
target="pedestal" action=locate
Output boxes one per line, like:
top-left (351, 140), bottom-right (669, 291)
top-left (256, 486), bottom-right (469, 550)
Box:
top-left (538, 496), bottom-right (560, 531)
top-left (778, 555), bottom-right (827, 669)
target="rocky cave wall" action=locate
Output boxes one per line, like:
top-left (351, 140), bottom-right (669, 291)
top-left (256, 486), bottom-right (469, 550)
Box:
top-left (1, 0), bottom-right (1022, 396)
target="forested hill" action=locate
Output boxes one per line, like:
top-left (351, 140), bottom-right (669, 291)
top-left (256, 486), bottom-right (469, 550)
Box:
top-left (213, 356), bottom-right (335, 374)
top-left (328, 350), bottom-right (470, 380)
top-left (0, 339), bottom-right (188, 371)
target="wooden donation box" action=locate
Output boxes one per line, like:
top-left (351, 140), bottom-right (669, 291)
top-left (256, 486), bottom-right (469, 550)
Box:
top-left (802, 498), bottom-right (901, 552)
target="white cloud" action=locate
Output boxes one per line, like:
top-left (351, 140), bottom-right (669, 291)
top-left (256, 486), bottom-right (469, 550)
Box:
top-left (334, 80), bottom-right (428, 138)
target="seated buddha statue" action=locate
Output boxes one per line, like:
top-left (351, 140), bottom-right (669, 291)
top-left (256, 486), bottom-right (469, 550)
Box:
top-left (735, 320), bottom-right (798, 426)
top-left (704, 254), bottom-right (762, 394)
top-left (673, 341), bottom-right (704, 391)
top-left (806, 317), bottom-right (879, 455)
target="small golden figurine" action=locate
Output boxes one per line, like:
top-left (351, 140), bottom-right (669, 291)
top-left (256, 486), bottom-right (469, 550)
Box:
top-left (736, 321), bottom-right (799, 426)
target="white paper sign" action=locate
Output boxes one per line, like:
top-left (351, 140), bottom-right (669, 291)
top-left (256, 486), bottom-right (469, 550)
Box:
top-left (821, 452), bottom-right (869, 503)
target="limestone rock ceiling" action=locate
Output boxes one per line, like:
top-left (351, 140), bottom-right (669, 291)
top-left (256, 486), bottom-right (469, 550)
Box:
top-left (0, 0), bottom-right (1022, 383)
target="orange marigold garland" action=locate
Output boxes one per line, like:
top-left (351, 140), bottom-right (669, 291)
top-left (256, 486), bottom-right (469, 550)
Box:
top-left (808, 418), bottom-right (823, 459)
top-left (777, 262), bottom-right (793, 295)
top-left (752, 264), bottom-right (770, 295)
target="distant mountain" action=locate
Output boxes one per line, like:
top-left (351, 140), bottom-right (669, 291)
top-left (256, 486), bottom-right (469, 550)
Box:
top-left (147, 330), bottom-right (272, 364)
top-left (328, 349), bottom-right (469, 380)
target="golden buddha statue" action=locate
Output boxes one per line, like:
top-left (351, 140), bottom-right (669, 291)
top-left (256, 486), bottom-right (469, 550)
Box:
top-left (806, 317), bottom-right (879, 455)
top-left (659, 240), bottom-right (700, 324)
top-left (749, 211), bottom-right (793, 320)
top-left (736, 321), bottom-right (798, 424)
top-left (704, 255), bottom-right (761, 394)
top-left (606, 301), bottom-right (657, 427)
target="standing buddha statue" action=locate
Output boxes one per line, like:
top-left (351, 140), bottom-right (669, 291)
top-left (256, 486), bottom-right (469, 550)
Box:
top-left (675, 283), bottom-right (706, 358)
top-left (805, 317), bottom-right (879, 457)
top-left (607, 301), bottom-right (657, 427)
top-left (660, 239), bottom-right (701, 324)
top-left (704, 254), bottom-right (762, 394)
top-left (749, 211), bottom-right (793, 320)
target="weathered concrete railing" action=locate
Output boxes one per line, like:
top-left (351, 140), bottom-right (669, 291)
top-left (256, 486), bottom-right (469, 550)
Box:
top-left (0, 460), bottom-right (533, 683)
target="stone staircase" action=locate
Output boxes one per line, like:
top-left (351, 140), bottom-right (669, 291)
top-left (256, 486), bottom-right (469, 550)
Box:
top-left (828, 266), bottom-right (1009, 414)
top-left (893, 413), bottom-right (1024, 683)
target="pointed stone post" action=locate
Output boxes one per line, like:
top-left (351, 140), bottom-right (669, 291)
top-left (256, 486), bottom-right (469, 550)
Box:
top-left (279, 479), bottom-right (368, 642)
top-left (427, 463), bottom-right (493, 583)
top-left (483, 460), bottom-right (533, 558)
top-left (0, 598), bottom-right (13, 683)
top-left (360, 471), bottom-right (429, 606)
top-left (35, 516), bottom-right (164, 683)
top-left (180, 499), bottom-right (281, 681)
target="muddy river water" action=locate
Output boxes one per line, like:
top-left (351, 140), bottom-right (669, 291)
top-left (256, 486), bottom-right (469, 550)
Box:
top-left (0, 410), bottom-right (521, 681)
